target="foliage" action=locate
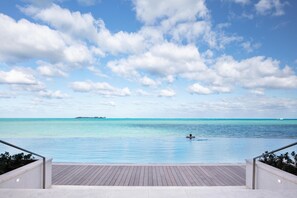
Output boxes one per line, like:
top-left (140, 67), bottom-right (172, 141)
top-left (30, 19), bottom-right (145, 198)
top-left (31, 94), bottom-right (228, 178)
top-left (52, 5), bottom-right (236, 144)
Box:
top-left (259, 151), bottom-right (297, 176)
top-left (0, 152), bottom-right (36, 175)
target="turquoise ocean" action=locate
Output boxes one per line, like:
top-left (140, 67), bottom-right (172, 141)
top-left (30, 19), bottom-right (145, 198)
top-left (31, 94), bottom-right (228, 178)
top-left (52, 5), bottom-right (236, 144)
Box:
top-left (0, 118), bottom-right (297, 163)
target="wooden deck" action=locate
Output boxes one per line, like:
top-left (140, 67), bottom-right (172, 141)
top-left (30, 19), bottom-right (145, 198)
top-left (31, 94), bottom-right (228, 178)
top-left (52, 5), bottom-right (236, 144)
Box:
top-left (52, 164), bottom-right (246, 186)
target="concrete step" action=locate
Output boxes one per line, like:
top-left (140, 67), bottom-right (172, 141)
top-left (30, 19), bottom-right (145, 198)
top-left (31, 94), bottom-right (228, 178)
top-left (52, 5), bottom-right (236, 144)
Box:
top-left (1, 185), bottom-right (296, 198)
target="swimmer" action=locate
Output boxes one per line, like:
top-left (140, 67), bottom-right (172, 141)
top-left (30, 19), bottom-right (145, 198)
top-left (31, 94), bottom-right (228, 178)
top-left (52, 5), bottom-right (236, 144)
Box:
top-left (186, 133), bottom-right (195, 139)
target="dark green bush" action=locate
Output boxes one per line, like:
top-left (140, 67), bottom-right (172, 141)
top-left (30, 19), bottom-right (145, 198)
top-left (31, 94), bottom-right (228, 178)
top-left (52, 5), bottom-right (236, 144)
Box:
top-left (0, 152), bottom-right (36, 175)
top-left (259, 151), bottom-right (297, 176)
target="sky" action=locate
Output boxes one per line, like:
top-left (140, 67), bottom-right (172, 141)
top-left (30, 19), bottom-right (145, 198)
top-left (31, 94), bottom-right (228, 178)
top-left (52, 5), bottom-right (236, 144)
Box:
top-left (0, 0), bottom-right (296, 118)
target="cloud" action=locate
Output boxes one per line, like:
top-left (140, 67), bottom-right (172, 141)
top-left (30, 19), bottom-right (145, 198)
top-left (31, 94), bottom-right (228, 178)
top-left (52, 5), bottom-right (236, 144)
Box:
top-left (10, 83), bottom-right (46, 92)
top-left (0, 68), bottom-right (38, 84)
top-left (183, 55), bottom-right (297, 95)
top-left (132, 0), bottom-right (239, 49)
top-left (37, 61), bottom-right (67, 77)
top-left (96, 21), bottom-right (145, 54)
top-left (39, 90), bottom-right (69, 99)
top-left (170, 21), bottom-right (212, 43)
top-left (108, 42), bottom-right (207, 78)
top-left (22, 4), bottom-right (145, 55)
top-left (87, 66), bottom-right (108, 78)
top-left (250, 89), bottom-right (265, 95)
top-left (241, 41), bottom-right (261, 52)
top-left (108, 35), bottom-right (297, 93)
top-left (214, 55), bottom-right (297, 89)
top-left (71, 81), bottom-right (131, 96)
top-left (255, 0), bottom-right (288, 16)
top-left (188, 83), bottom-right (212, 94)
top-left (140, 76), bottom-right (159, 87)
top-left (132, 0), bottom-right (209, 24)
top-left (21, 4), bottom-right (99, 42)
top-left (158, 88), bottom-right (176, 97)
top-left (173, 96), bottom-right (297, 117)
top-left (132, 0), bottom-right (237, 50)
top-left (188, 83), bottom-right (231, 95)
top-left (0, 13), bottom-right (94, 66)
top-left (228, 0), bottom-right (251, 5)
top-left (0, 13), bottom-right (63, 63)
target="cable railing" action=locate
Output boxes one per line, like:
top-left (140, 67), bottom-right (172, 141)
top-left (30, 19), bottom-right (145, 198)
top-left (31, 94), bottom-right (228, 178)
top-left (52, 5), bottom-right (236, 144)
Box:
top-left (0, 139), bottom-right (46, 189)
top-left (252, 141), bottom-right (297, 189)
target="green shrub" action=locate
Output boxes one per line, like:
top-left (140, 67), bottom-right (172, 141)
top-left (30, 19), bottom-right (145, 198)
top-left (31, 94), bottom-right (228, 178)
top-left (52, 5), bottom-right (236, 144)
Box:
top-left (0, 152), bottom-right (36, 175)
top-left (259, 151), bottom-right (297, 176)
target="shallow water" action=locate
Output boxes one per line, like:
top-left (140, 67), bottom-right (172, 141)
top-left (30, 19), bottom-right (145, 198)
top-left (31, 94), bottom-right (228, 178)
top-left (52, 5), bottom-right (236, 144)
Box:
top-left (0, 118), bottom-right (296, 163)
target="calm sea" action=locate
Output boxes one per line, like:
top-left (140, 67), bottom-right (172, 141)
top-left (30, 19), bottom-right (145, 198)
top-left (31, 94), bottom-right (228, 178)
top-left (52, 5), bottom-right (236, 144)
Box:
top-left (0, 118), bottom-right (297, 163)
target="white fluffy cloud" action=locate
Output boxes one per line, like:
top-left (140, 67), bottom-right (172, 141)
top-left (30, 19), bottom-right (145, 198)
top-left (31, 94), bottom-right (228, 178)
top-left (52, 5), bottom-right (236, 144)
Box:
top-left (39, 90), bottom-right (69, 99)
top-left (37, 61), bottom-right (67, 77)
top-left (229, 0), bottom-right (251, 5)
top-left (96, 21), bottom-right (145, 54)
top-left (158, 88), bottom-right (176, 97)
top-left (188, 83), bottom-right (231, 95)
top-left (21, 4), bottom-right (99, 42)
top-left (108, 43), bottom-right (207, 78)
top-left (132, 0), bottom-right (224, 49)
top-left (0, 69), bottom-right (38, 84)
top-left (186, 54), bottom-right (297, 95)
top-left (22, 4), bottom-right (145, 55)
top-left (0, 13), bottom-right (63, 63)
top-left (133, 0), bottom-right (208, 24)
top-left (255, 0), bottom-right (287, 16)
top-left (170, 21), bottom-right (213, 44)
top-left (71, 81), bottom-right (131, 96)
top-left (140, 76), bottom-right (159, 87)
top-left (0, 13), bottom-right (94, 66)
top-left (188, 83), bottom-right (212, 95)
top-left (214, 55), bottom-right (297, 89)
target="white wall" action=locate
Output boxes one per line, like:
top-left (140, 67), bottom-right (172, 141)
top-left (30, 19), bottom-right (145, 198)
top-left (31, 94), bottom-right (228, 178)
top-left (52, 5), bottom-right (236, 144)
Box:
top-left (246, 160), bottom-right (297, 190)
top-left (0, 158), bottom-right (52, 189)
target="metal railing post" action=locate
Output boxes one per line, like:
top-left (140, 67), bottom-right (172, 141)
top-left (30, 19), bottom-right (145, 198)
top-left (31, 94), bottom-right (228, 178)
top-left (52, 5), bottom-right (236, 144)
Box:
top-left (42, 157), bottom-right (46, 189)
top-left (252, 158), bottom-right (256, 189)
top-left (0, 140), bottom-right (46, 189)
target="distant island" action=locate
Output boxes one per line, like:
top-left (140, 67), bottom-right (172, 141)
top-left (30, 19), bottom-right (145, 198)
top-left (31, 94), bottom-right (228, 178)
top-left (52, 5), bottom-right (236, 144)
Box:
top-left (75, 117), bottom-right (106, 119)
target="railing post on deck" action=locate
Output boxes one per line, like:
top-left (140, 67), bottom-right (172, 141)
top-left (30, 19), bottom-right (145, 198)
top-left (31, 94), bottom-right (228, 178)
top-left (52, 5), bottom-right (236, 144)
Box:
top-left (252, 158), bottom-right (256, 189)
top-left (42, 157), bottom-right (46, 189)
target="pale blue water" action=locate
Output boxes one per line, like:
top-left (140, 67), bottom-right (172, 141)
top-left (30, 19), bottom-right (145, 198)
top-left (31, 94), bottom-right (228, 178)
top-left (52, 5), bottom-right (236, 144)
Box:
top-left (0, 118), bottom-right (297, 163)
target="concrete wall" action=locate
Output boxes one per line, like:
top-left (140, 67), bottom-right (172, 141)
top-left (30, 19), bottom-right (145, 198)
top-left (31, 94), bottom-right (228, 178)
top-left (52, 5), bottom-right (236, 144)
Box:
top-left (0, 158), bottom-right (52, 189)
top-left (246, 159), bottom-right (297, 190)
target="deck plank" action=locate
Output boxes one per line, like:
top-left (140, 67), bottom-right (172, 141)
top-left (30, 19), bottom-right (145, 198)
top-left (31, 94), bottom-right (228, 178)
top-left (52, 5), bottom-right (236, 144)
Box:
top-left (86, 165), bottom-right (107, 185)
top-left (53, 164), bottom-right (246, 186)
